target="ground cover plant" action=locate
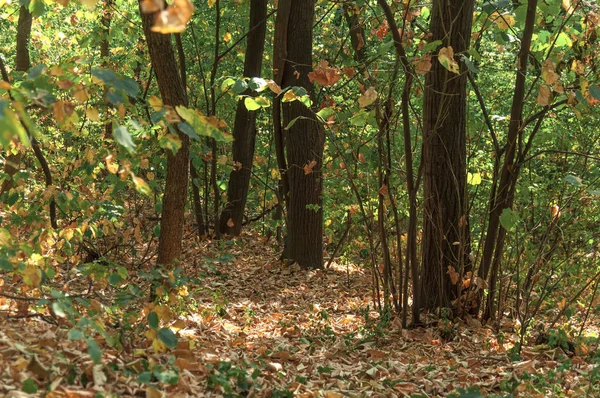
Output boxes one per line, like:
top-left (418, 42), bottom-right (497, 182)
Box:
top-left (0, 0), bottom-right (599, 396)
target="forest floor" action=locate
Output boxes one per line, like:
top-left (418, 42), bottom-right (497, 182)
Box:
top-left (1, 234), bottom-right (599, 397)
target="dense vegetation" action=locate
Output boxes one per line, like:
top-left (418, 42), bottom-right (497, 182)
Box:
top-left (0, 0), bottom-right (599, 395)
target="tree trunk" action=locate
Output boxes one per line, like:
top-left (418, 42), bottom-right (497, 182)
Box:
top-left (479, 0), bottom-right (539, 320)
top-left (219, 0), bottom-right (268, 236)
top-left (139, 3), bottom-right (190, 266)
top-left (101, 0), bottom-right (114, 140)
top-left (420, 0), bottom-right (475, 310)
top-left (1, 5), bottom-right (32, 199)
top-left (16, 5), bottom-right (32, 72)
top-left (275, 0), bottom-right (324, 269)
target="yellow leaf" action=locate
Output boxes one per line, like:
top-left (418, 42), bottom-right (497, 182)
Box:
top-left (562, 0), bottom-right (571, 11)
top-left (149, 95), bottom-right (163, 111)
top-left (218, 155), bottom-right (228, 165)
top-left (207, 0), bottom-right (216, 7)
top-left (467, 172), bottom-right (482, 185)
top-left (74, 84), bottom-right (89, 103)
top-left (224, 32), bottom-right (232, 43)
top-left (267, 80), bottom-right (282, 94)
top-left (152, 338), bottom-right (167, 353)
top-left (0, 81), bottom-right (12, 90)
top-left (85, 108), bottom-right (100, 122)
top-left (105, 155), bottom-right (118, 174)
top-left (492, 12), bottom-right (515, 30)
top-left (24, 264), bottom-right (42, 287)
top-left (438, 46), bottom-right (459, 74)
top-left (79, 0), bottom-right (98, 10)
top-left (358, 87), bottom-right (377, 108)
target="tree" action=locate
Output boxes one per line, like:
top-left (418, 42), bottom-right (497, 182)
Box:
top-left (420, 0), bottom-right (475, 309)
top-left (139, 1), bottom-right (190, 267)
top-left (0, 4), bottom-right (32, 199)
top-left (273, 0), bottom-right (324, 269)
top-left (219, 0), bottom-right (268, 236)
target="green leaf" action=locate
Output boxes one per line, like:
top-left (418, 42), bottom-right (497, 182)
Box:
top-left (177, 122), bottom-right (201, 141)
top-left (461, 55), bottom-right (479, 74)
top-left (421, 40), bottom-right (442, 53)
top-left (22, 378), bottom-right (38, 394)
top-left (52, 301), bottom-right (66, 317)
top-left (499, 208), bottom-right (519, 231)
top-left (29, 0), bottom-right (46, 17)
top-left (248, 77), bottom-right (268, 92)
top-left (92, 68), bottom-right (118, 85)
top-left (0, 101), bottom-right (27, 148)
top-left (114, 77), bottom-right (139, 98)
top-left (254, 96), bottom-right (270, 107)
top-left (565, 174), bottom-right (582, 186)
top-left (0, 257), bottom-right (13, 271)
top-left (87, 338), bottom-right (102, 363)
top-left (349, 110), bottom-right (369, 127)
top-left (157, 327), bottom-right (178, 348)
top-left (589, 85), bottom-right (600, 100)
top-left (113, 124), bottom-right (136, 152)
top-left (232, 79), bottom-right (248, 95)
top-left (68, 328), bottom-right (85, 340)
top-left (148, 312), bottom-right (159, 330)
top-left (221, 77), bottom-right (236, 92)
top-left (555, 32), bottom-right (572, 48)
top-left (244, 97), bottom-right (261, 111)
top-left (316, 107), bottom-right (335, 122)
top-left (27, 64), bottom-right (45, 79)
top-left (176, 106), bottom-right (233, 143)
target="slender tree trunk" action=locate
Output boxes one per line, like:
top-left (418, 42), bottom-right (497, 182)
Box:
top-left (478, 0), bottom-right (539, 319)
top-left (139, 3), bottom-right (190, 266)
top-left (274, 0), bottom-right (324, 269)
top-left (101, 0), bottom-right (114, 140)
top-left (1, 5), bottom-right (32, 199)
top-left (219, 0), bottom-right (268, 236)
top-left (420, 0), bottom-right (475, 310)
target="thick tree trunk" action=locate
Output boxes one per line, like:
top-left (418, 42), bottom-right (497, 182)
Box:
top-left (275, 0), bottom-right (324, 269)
top-left (139, 3), bottom-right (190, 266)
top-left (420, 0), bottom-right (475, 309)
top-left (219, 0), bottom-right (268, 236)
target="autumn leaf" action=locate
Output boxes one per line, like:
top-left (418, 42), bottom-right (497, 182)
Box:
top-left (541, 59), bottom-right (559, 85)
top-left (415, 55), bottom-right (432, 75)
top-left (308, 60), bottom-right (341, 87)
top-left (151, 0), bottom-right (194, 34)
top-left (304, 160), bottom-right (317, 175)
top-left (375, 20), bottom-right (388, 40)
top-left (536, 84), bottom-right (552, 106)
top-left (447, 265), bottom-right (459, 285)
top-left (358, 87), bottom-right (377, 108)
top-left (438, 46), bottom-right (459, 74)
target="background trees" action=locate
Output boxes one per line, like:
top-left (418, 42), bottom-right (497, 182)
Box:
top-left (0, 0), bottom-right (599, 335)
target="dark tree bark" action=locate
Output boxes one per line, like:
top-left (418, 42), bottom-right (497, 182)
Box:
top-left (274, 0), bottom-right (324, 269)
top-left (16, 5), bottom-right (32, 72)
top-left (139, 3), bottom-right (190, 266)
top-left (219, 0), bottom-right (268, 236)
top-left (420, 0), bottom-right (475, 309)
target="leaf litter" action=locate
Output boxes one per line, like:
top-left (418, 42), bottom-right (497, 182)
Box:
top-left (0, 234), bottom-right (599, 397)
